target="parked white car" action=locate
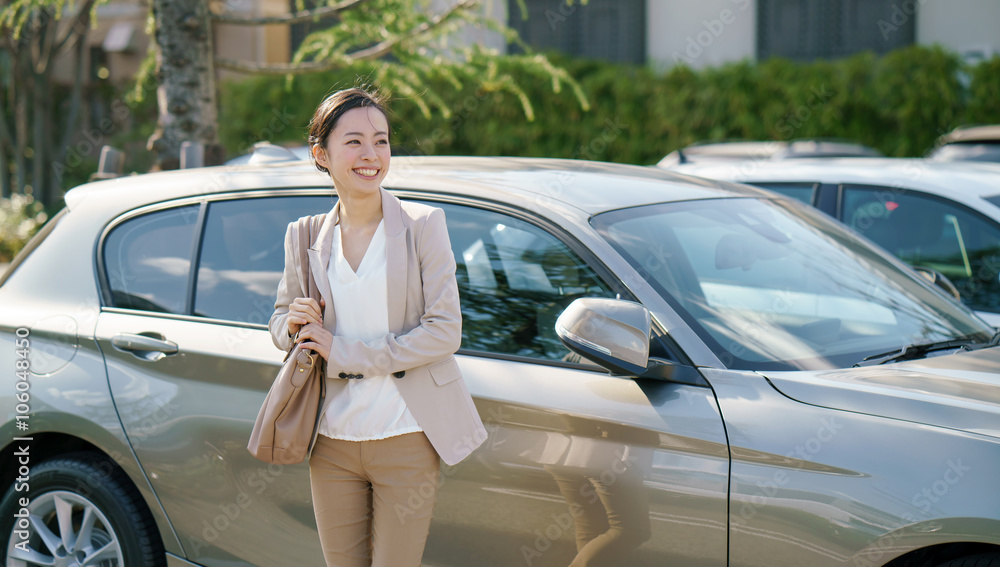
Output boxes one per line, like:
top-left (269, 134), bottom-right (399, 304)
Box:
top-left (664, 158), bottom-right (1000, 326)
top-left (927, 125), bottom-right (1000, 163)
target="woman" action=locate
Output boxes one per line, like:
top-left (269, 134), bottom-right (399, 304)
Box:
top-left (269, 87), bottom-right (487, 567)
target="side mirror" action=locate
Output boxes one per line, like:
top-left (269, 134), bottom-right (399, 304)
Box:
top-left (911, 265), bottom-right (961, 302)
top-left (555, 298), bottom-right (651, 376)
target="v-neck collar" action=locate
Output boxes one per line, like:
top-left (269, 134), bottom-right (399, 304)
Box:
top-left (334, 220), bottom-right (385, 280)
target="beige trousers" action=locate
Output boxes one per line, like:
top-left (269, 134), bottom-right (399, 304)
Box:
top-left (309, 432), bottom-right (441, 567)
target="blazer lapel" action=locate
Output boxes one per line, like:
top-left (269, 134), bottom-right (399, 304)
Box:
top-left (381, 188), bottom-right (407, 334)
top-left (308, 202), bottom-right (339, 332)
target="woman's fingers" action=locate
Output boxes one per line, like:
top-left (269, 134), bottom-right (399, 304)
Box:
top-left (296, 323), bottom-right (332, 361)
top-left (290, 297), bottom-right (323, 324)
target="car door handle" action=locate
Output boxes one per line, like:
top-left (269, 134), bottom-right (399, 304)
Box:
top-left (112, 333), bottom-right (179, 361)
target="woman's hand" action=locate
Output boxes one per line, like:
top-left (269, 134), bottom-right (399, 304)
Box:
top-left (297, 322), bottom-right (332, 362)
top-left (287, 297), bottom-right (325, 336)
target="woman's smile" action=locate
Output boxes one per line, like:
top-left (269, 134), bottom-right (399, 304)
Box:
top-left (353, 167), bottom-right (379, 179)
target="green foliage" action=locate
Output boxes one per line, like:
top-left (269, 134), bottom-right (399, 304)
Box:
top-left (0, 194), bottom-right (47, 262)
top-left (218, 45), bottom-right (1000, 165)
top-left (966, 56), bottom-right (1000, 124)
top-left (263, 0), bottom-right (588, 123)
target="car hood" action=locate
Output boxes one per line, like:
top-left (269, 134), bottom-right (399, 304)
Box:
top-left (760, 346), bottom-right (1000, 439)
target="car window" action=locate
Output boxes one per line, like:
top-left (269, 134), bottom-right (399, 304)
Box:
top-left (593, 198), bottom-right (990, 371)
top-left (103, 205), bottom-right (201, 314)
top-left (842, 185), bottom-right (1000, 314)
top-left (424, 201), bottom-right (614, 361)
top-left (194, 195), bottom-right (334, 324)
top-left (746, 182), bottom-right (816, 205)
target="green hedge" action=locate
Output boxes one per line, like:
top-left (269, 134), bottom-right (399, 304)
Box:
top-left (219, 45), bottom-right (1000, 165)
top-left (0, 194), bottom-right (48, 263)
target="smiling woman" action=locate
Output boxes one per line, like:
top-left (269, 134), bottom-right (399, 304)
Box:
top-left (266, 86), bottom-right (486, 567)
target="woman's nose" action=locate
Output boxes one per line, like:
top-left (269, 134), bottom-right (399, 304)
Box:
top-left (361, 142), bottom-right (376, 159)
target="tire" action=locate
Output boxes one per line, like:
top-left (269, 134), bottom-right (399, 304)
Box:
top-left (937, 554), bottom-right (1000, 567)
top-left (0, 454), bottom-right (165, 567)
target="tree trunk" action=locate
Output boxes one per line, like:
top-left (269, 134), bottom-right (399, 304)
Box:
top-left (0, 81), bottom-right (12, 199)
top-left (13, 74), bottom-right (28, 194)
top-left (147, 0), bottom-right (224, 170)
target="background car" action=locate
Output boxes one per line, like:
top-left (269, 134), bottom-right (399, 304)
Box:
top-left (927, 125), bottom-right (1000, 163)
top-left (2, 154), bottom-right (1000, 567)
top-left (665, 157), bottom-right (1000, 326)
top-left (657, 139), bottom-right (883, 167)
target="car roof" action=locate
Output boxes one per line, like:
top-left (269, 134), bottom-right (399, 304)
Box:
top-left (937, 124), bottom-right (1000, 144)
top-left (668, 157), bottom-right (1000, 199)
top-left (657, 139), bottom-right (882, 167)
top-left (64, 155), bottom-right (770, 220)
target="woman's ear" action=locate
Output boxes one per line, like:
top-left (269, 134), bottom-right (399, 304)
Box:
top-left (312, 144), bottom-right (328, 168)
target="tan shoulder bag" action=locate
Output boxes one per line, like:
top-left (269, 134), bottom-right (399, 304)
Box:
top-left (247, 219), bottom-right (327, 465)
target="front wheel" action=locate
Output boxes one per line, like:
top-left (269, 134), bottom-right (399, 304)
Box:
top-left (0, 454), bottom-right (165, 567)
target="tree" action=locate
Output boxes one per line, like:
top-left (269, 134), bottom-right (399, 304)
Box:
top-left (1, 0), bottom-right (588, 205)
top-left (0, 0), bottom-right (101, 205)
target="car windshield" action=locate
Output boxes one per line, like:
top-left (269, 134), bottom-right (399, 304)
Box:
top-left (592, 197), bottom-right (994, 371)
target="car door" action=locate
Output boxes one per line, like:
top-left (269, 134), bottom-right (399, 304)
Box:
top-left (94, 192), bottom-right (334, 566)
top-left (412, 199), bottom-right (730, 567)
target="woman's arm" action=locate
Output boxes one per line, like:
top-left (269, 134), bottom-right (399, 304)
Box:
top-left (269, 221), bottom-right (306, 351)
top-left (325, 207), bottom-right (461, 375)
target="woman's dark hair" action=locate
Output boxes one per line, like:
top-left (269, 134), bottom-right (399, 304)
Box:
top-left (307, 86), bottom-right (390, 174)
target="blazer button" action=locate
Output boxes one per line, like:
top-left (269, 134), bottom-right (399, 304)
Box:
top-left (355, 374), bottom-right (363, 379)
top-left (393, 371), bottom-right (405, 379)
top-left (338, 372), bottom-right (347, 379)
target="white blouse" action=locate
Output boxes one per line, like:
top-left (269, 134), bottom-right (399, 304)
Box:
top-left (317, 219), bottom-right (422, 441)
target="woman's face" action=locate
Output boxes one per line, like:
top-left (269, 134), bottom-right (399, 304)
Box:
top-left (313, 106), bottom-right (390, 198)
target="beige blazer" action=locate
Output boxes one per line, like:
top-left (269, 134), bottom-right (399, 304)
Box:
top-left (269, 188), bottom-right (487, 466)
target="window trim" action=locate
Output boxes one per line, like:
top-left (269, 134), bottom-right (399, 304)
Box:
top-left (185, 202), bottom-right (210, 316)
top-left (743, 181), bottom-right (820, 206)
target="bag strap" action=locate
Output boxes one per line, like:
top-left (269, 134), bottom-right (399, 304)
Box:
top-left (289, 216), bottom-right (329, 384)
top-left (294, 215), bottom-right (326, 306)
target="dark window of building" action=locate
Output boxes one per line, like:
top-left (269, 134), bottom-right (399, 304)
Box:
top-left (507, 0), bottom-right (646, 64)
top-left (758, 0), bottom-right (915, 61)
